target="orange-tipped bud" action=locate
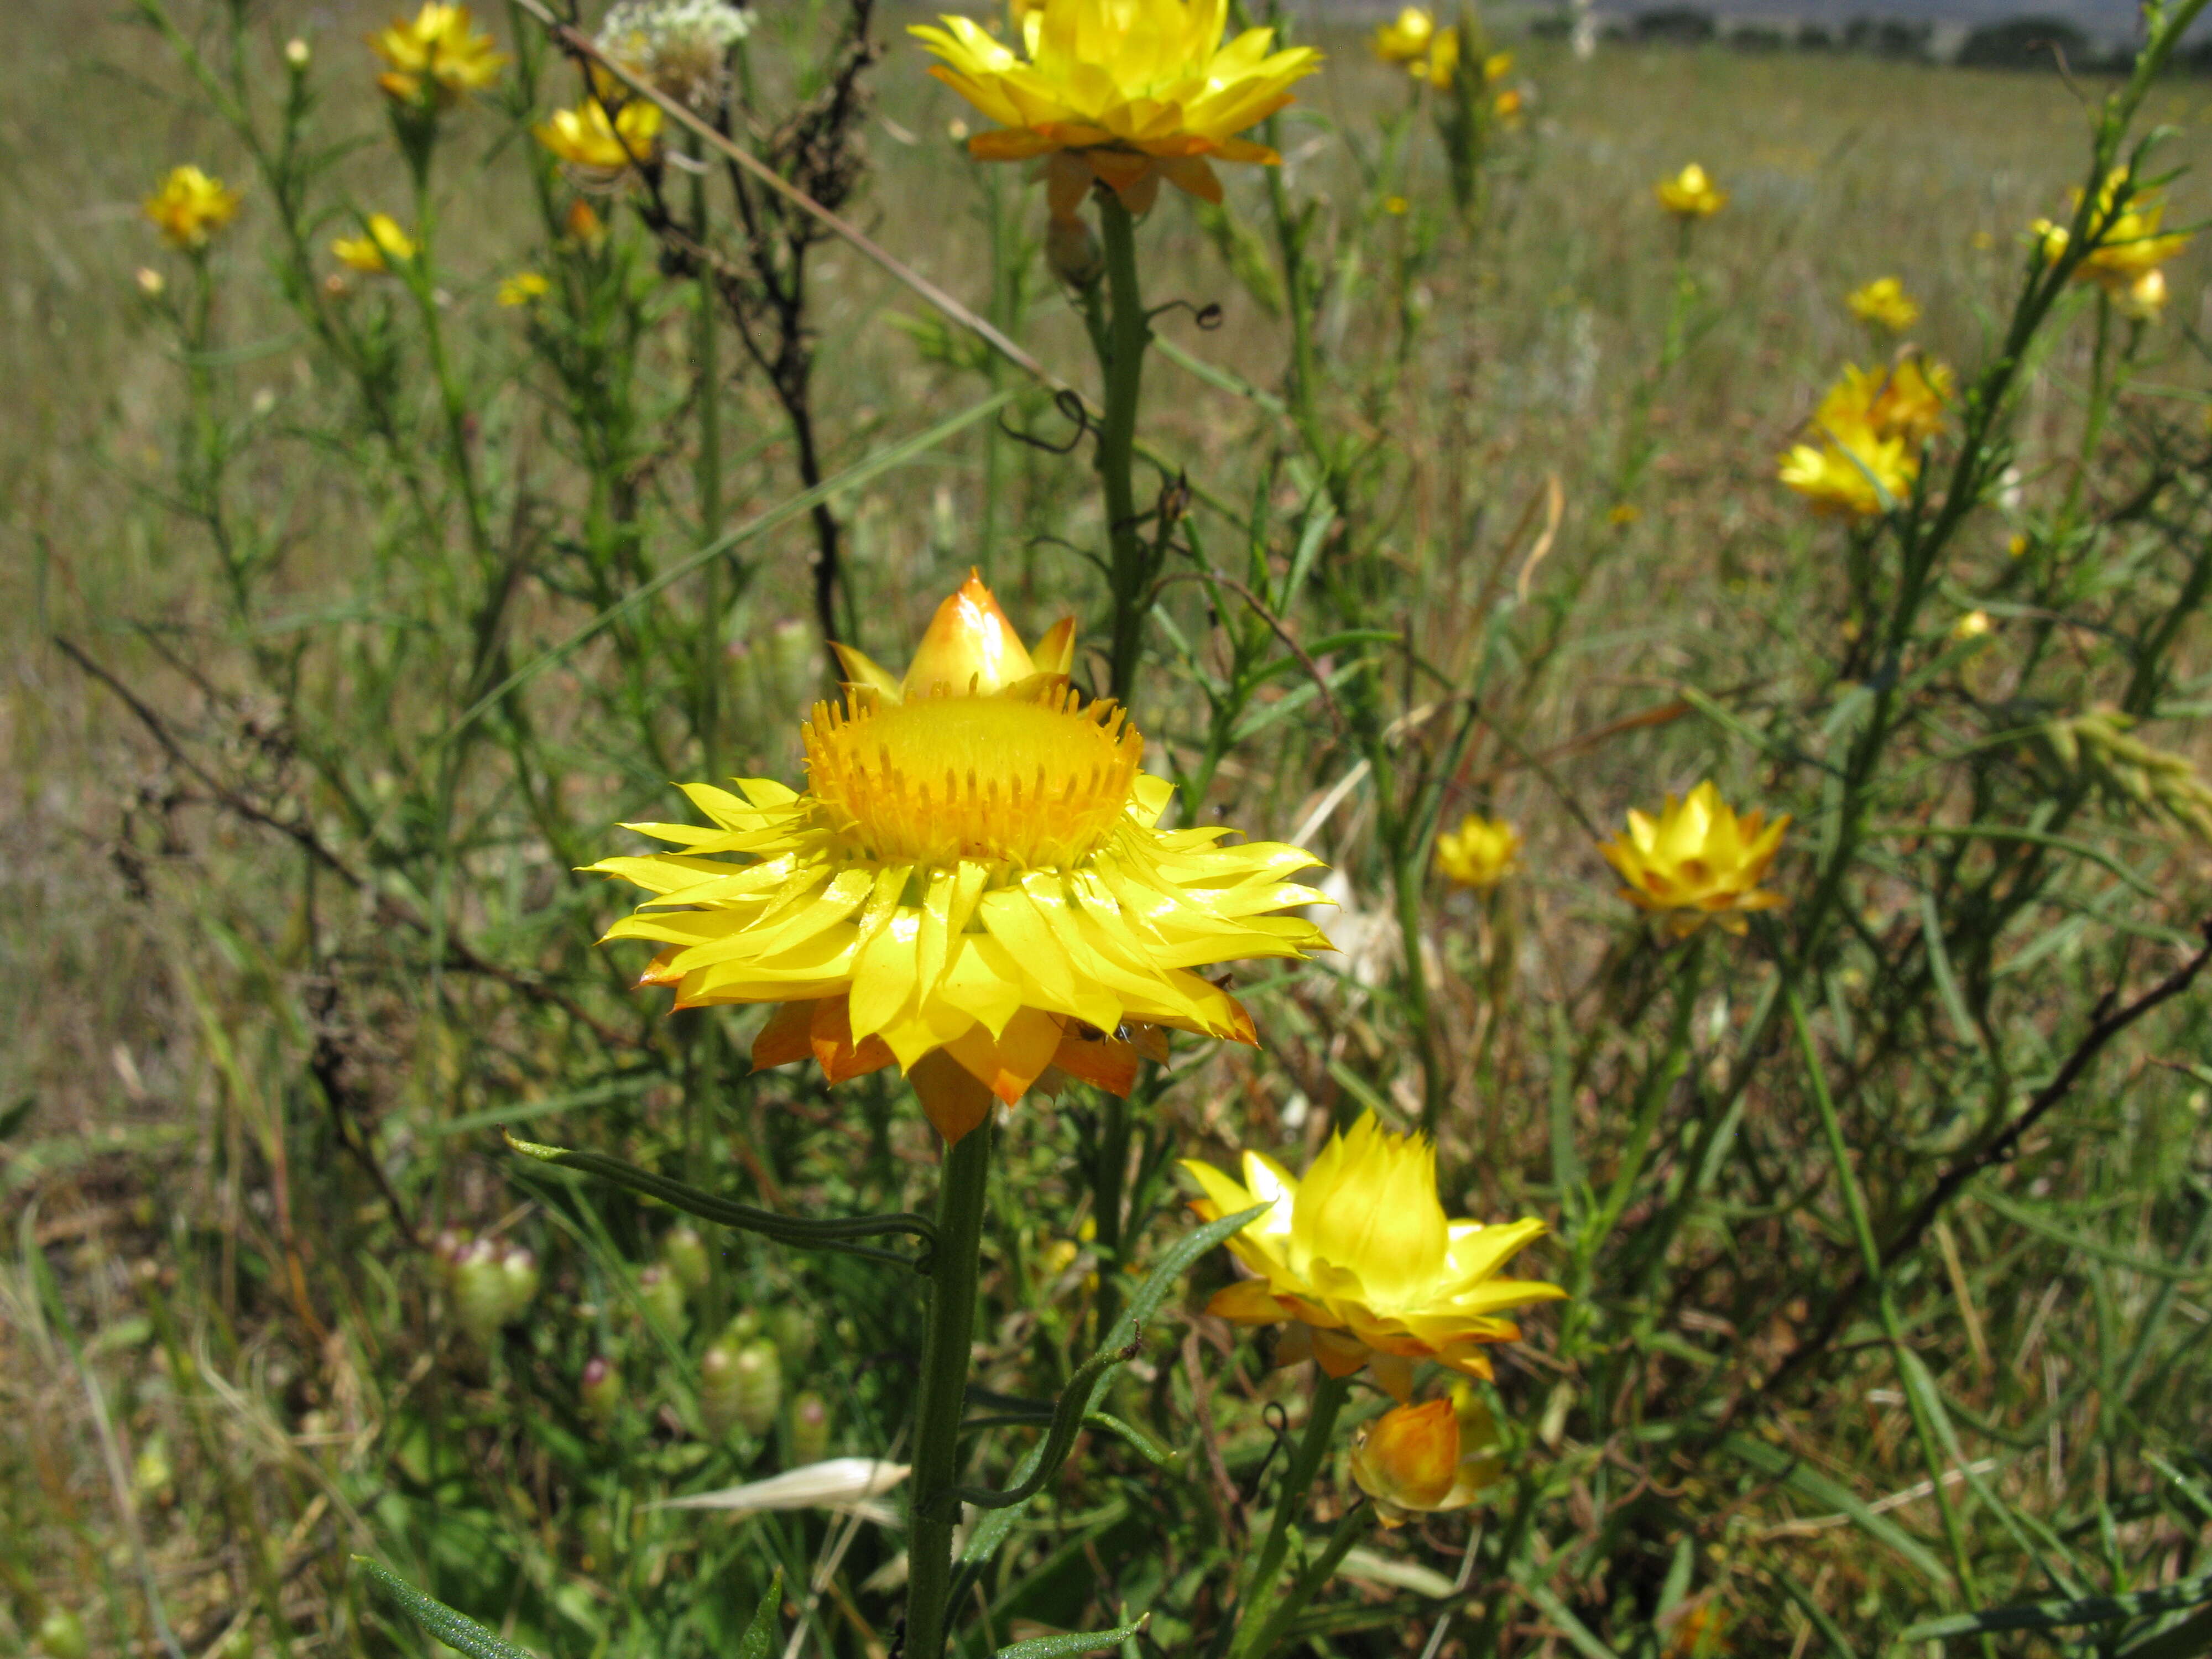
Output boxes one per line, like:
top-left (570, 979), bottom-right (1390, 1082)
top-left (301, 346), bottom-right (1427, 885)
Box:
top-left (901, 570), bottom-right (1037, 697)
top-left (1351, 1398), bottom-right (1460, 1511)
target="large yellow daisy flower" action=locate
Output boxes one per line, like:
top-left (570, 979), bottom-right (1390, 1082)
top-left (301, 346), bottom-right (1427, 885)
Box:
top-left (592, 575), bottom-right (1332, 1143)
top-left (1181, 1117), bottom-right (1563, 1399)
top-left (910, 0), bottom-right (1322, 216)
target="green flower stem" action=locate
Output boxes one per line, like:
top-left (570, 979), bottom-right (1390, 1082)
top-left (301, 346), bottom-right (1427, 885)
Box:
top-left (1091, 1089), bottom-right (1131, 1345)
top-left (904, 1122), bottom-right (994, 1659)
top-left (1228, 1371), bottom-right (1352, 1659)
top-left (1092, 192), bottom-right (1153, 705)
top-left (1240, 1502), bottom-right (1379, 1659)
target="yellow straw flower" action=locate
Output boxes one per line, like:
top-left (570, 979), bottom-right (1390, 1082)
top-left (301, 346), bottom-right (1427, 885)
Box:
top-left (910, 0), bottom-right (1321, 215)
top-left (535, 97), bottom-right (665, 173)
top-left (1181, 1117), bottom-right (1563, 1399)
top-left (1371, 5), bottom-right (1435, 62)
top-left (2041, 171), bottom-right (2190, 299)
top-left (1434, 813), bottom-right (1520, 891)
top-left (368, 3), bottom-right (507, 103)
top-left (1656, 163), bottom-right (1726, 220)
top-left (2117, 266), bottom-right (2169, 323)
top-left (1818, 358), bottom-right (1952, 449)
top-left (1599, 781), bottom-right (1788, 936)
top-left (1349, 1391), bottom-right (1504, 1525)
top-left (497, 271), bottom-right (551, 306)
top-left (1951, 609), bottom-right (1993, 642)
top-left (1411, 26), bottom-right (1458, 89)
top-left (1777, 427), bottom-right (1914, 518)
top-left (143, 166), bottom-right (242, 252)
top-left (1846, 276), bottom-right (1919, 332)
top-left (330, 213), bottom-right (417, 273)
top-left (592, 573), bottom-right (1333, 1144)
top-left (1492, 86), bottom-right (1525, 127)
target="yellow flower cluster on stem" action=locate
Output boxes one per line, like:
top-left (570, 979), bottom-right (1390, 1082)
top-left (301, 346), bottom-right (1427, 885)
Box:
top-left (1435, 812), bottom-right (1520, 890)
top-left (536, 95), bottom-right (665, 173)
top-left (910, 0), bottom-right (1321, 215)
top-left (1778, 356), bottom-right (1952, 518)
top-left (1182, 1115), bottom-right (1564, 1398)
top-left (1369, 7), bottom-right (1509, 92)
top-left (593, 574), bottom-right (1333, 1144)
top-left (1847, 276), bottom-right (1919, 332)
top-left (1655, 163), bottom-right (1726, 220)
top-left (331, 213), bottom-right (418, 274)
top-left (2036, 170), bottom-right (2190, 322)
top-left (368, 3), bottom-right (506, 105)
top-left (143, 166), bottom-right (242, 252)
top-left (1599, 780), bottom-right (1788, 936)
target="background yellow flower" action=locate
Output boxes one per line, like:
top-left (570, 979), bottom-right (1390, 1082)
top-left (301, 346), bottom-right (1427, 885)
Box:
top-left (1599, 781), bottom-right (1787, 935)
top-left (1370, 5), bottom-right (1434, 64)
top-left (143, 165), bottom-right (242, 251)
top-left (1656, 163), bottom-right (1726, 219)
top-left (593, 576), bottom-right (1332, 1142)
top-left (369, 3), bottom-right (507, 104)
top-left (535, 98), bottom-right (665, 172)
top-left (1182, 1117), bottom-right (1563, 1397)
top-left (1846, 276), bottom-right (1920, 331)
top-left (910, 0), bottom-right (1321, 215)
top-left (1435, 813), bottom-right (1521, 890)
top-left (330, 213), bottom-right (417, 273)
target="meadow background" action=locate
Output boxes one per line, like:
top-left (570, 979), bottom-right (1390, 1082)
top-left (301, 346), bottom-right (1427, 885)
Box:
top-left (7, 0), bottom-right (2212, 1654)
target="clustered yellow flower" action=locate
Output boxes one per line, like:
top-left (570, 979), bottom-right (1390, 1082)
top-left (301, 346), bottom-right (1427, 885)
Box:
top-left (2035, 170), bottom-right (2189, 322)
top-left (593, 575), bottom-right (1332, 1143)
top-left (1434, 813), bottom-right (1520, 891)
top-left (1350, 1390), bottom-right (1505, 1525)
top-left (911, 0), bottom-right (1321, 216)
top-left (535, 96), bottom-right (665, 172)
top-left (143, 165), bottom-right (242, 252)
top-left (1778, 356), bottom-right (1951, 518)
top-left (368, 3), bottom-right (507, 104)
top-left (1369, 9), bottom-right (1510, 93)
top-left (1847, 276), bottom-right (1919, 332)
top-left (1182, 1116), bottom-right (1563, 1399)
top-left (1655, 163), bottom-right (1726, 220)
top-left (331, 212), bottom-right (418, 274)
top-left (1599, 780), bottom-right (1788, 936)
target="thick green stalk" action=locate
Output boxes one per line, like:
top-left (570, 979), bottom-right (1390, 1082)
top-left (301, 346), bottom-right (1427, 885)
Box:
top-left (1240, 1503), bottom-right (1378, 1659)
top-left (1228, 1373), bottom-right (1352, 1659)
top-left (903, 1124), bottom-right (994, 1659)
top-left (1093, 194), bottom-right (1153, 703)
top-left (1091, 1091), bottom-right (1130, 1345)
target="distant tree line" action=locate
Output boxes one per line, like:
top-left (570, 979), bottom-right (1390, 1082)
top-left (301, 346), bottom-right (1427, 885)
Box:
top-left (1527, 7), bottom-right (2212, 72)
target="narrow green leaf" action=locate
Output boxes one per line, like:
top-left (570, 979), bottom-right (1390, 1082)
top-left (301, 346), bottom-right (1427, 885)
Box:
top-left (353, 1557), bottom-right (537, 1659)
top-left (1723, 1434), bottom-right (1951, 1589)
top-left (734, 1567), bottom-right (782, 1659)
top-left (2118, 1603), bottom-right (2212, 1659)
top-left (1898, 1569), bottom-right (2212, 1639)
top-left (992, 1611), bottom-right (1148, 1658)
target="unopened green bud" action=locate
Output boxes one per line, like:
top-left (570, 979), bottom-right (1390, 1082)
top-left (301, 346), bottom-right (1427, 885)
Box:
top-left (639, 1263), bottom-right (686, 1331)
top-left (451, 1240), bottom-right (509, 1348)
top-left (769, 1303), bottom-right (816, 1367)
top-left (499, 1247), bottom-right (541, 1322)
top-left (36, 1609), bottom-right (90, 1659)
top-left (663, 1225), bottom-right (709, 1296)
top-left (698, 1338), bottom-right (743, 1439)
top-left (580, 1355), bottom-right (622, 1425)
top-left (1046, 214), bottom-right (1104, 288)
top-left (731, 1340), bottom-right (781, 1438)
top-left (790, 1390), bottom-right (832, 1464)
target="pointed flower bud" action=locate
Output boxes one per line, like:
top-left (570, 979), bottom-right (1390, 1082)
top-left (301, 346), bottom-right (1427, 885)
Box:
top-left (1350, 1391), bottom-right (1506, 1524)
top-left (662, 1225), bottom-right (709, 1296)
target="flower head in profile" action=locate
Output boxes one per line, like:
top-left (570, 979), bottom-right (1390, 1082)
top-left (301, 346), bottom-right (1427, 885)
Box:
top-left (1350, 1390), bottom-right (1505, 1524)
top-left (1656, 163), bottom-right (1726, 220)
top-left (331, 213), bottom-right (417, 273)
top-left (1371, 5), bottom-right (1434, 63)
top-left (1181, 1116), bottom-right (1563, 1399)
top-left (143, 166), bottom-right (242, 252)
top-left (910, 0), bottom-right (1322, 215)
top-left (592, 573), bottom-right (1333, 1143)
top-left (1599, 781), bottom-right (1787, 936)
top-left (2039, 171), bottom-right (2190, 299)
top-left (536, 96), bottom-right (665, 173)
top-left (369, 3), bottom-right (506, 104)
top-left (1435, 813), bottom-right (1520, 891)
top-left (1846, 276), bottom-right (1919, 332)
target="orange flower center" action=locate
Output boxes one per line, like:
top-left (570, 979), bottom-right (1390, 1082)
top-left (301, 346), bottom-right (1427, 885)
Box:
top-left (802, 684), bottom-right (1142, 868)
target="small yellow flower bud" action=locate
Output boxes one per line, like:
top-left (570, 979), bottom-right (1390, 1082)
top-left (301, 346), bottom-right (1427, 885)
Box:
top-left (1383, 195), bottom-right (1410, 217)
top-left (1951, 609), bottom-right (1993, 642)
top-left (285, 37), bottom-right (311, 67)
top-left (1352, 1398), bottom-right (1461, 1511)
top-left (135, 267), bottom-right (166, 297)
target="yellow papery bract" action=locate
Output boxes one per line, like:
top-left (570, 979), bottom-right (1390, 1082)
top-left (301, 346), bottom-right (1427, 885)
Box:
top-left (1435, 813), bottom-right (1520, 890)
top-left (369, 3), bottom-right (507, 105)
top-left (1598, 780), bottom-right (1788, 936)
top-left (1349, 1391), bottom-right (1504, 1524)
top-left (592, 576), bottom-right (1332, 1143)
top-left (535, 97), bottom-right (665, 173)
top-left (143, 166), bottom-right (242, 252)
top-left (909, 0), bottom-right (1322, 213)
top-left (1656, 163), bottom-right (1726, 219)
top-left (1181, 1117), bottom-right (1564, 1394)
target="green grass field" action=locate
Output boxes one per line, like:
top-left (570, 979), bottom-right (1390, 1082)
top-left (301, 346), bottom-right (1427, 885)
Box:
top-left (7, 0), bottom-right (2212, 1655)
